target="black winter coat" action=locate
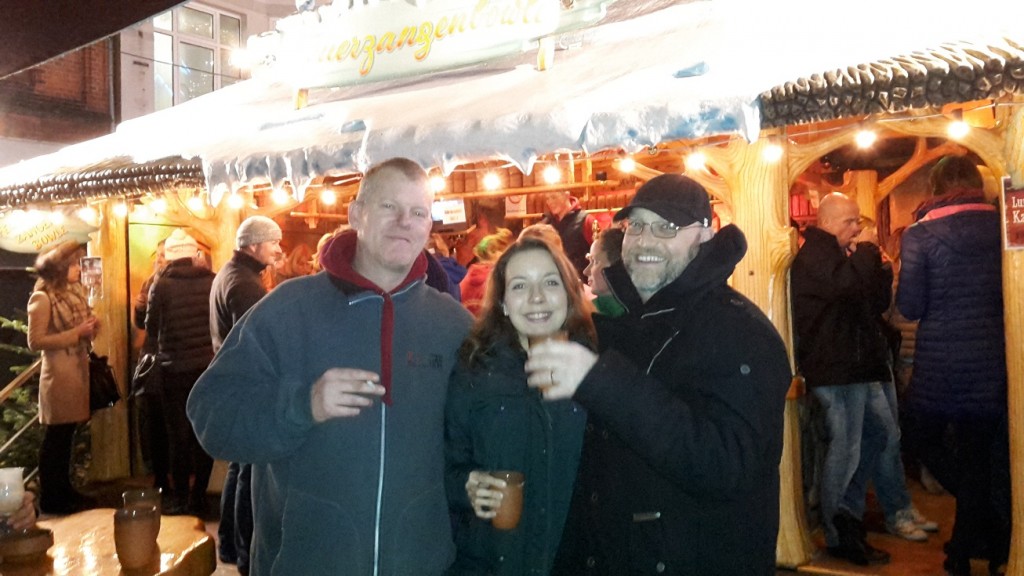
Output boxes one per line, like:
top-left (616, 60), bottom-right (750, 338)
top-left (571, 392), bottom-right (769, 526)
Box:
top-left (553, 225), bottom-right (791, 576)
top-left (209, 249), bottom-right (267, 354)
top-left (791, 226), bottom-right (893, 388)
top-left (146, 258), bottom-right (215, 373)
top-left (446, 339), bottom-right (586, 576)
top-left (896, 195), bottom-right (1006, 417)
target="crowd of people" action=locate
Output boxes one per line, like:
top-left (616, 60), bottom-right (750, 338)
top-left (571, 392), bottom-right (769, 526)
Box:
top-left (17, 153), bottom-right (1009, 576)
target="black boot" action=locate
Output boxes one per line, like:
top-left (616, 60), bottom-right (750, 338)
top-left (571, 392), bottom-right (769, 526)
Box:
top-left (827, 510), bottom-right (891, 566)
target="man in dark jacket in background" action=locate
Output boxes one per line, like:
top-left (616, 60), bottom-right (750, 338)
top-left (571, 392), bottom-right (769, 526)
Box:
top-left (209, 215), bottom-right (282, 574)
top-left (791, 192), bottom-right (896, 566)
top-left (145, 228), bottom-right (216, 515)
top-left (897, 156), bottom-right (1009, 576)
top-left (541, 190), bottom-right (595, 280)
top-left (530, 174), bottom-right (791, 576)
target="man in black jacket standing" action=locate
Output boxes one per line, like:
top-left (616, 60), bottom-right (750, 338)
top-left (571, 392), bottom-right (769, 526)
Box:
top-left (541, 190), bottom-right (595, 280)
top-left (791, 192), bottom-right (896, 566)
top-left (209, 215), bottom-right (282, 574)
top-left (530, 174), bottom-right (791, 576)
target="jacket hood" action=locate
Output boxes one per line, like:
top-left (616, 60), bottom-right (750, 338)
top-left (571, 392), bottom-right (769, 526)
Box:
top-left (908, 196), bottom-right (999, 257)
top-left (318, 229), bottom-right (428, 294)
top-left (606, 224), bottom-right (747, 314)
top-left (912, 188), bottom-right (985, 221)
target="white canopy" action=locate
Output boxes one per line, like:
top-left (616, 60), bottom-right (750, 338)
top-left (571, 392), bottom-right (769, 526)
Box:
top-left (1, 0), bottom-right (1022, 204)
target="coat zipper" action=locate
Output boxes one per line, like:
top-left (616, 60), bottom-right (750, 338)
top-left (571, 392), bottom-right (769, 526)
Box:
top-left (373, 404), bottom-right (386, 576)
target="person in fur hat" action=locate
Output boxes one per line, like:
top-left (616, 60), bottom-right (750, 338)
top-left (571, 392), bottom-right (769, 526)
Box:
top-left (26, 240), bottom-right (99, 514)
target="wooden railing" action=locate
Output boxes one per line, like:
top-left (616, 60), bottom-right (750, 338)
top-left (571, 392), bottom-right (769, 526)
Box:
top-left (0, 358), bottom-right (42, 482)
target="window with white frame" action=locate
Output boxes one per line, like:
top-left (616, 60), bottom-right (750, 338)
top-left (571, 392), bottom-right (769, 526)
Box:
top-left (152, 3), bottom-right (244, 110)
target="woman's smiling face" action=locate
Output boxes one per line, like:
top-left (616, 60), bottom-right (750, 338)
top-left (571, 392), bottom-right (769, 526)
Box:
top-left (502, 248), bottom-right (569, 348)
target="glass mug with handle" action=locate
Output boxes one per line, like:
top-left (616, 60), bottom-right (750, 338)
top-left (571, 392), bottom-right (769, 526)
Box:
top-left (0, 467), bottom-right (25, 535)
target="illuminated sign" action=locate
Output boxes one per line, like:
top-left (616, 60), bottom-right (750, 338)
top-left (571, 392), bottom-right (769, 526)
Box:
top-left (0, 212), bottom-right (96, 254)
top-left (249, 0), bottom-right (613, 89)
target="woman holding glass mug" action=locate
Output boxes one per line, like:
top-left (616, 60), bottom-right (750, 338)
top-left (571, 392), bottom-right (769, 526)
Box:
top-left (445, 236), bottom-right (595, 576)
top-left (27, 241), bottom-right (99, 514)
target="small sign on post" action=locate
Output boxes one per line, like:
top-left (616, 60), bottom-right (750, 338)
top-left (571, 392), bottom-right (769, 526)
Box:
top-left (1004, 177), bottom-right (1024, 250)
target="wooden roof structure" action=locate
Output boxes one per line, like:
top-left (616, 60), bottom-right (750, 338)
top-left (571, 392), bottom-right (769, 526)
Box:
top-left (2, 2), bottom-right (1024, 208)
top-left (761, 37), bottom-right (1024, 127)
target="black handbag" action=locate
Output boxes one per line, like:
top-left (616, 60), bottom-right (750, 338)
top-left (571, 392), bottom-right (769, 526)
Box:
top-left (130, 353), bottom-right (160, 397)
top-left (89, 351), bottom-right (121, 412)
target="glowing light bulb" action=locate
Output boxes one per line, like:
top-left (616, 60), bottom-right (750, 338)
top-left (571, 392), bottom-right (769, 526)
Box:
top-left (76, 206), bottom-right (97, 222)
top-left (48, 210), bottom-right (65, 224)
top-left (855, 130), bottom-right (877, 149)
top-left (150, 197), bottom-right (168, 213)
top-left (113, 202), bottom-right (129, 218)
top-left (271, 188), bottom-right (291, 205)
top-left (685, 152), bottom-right (707, 172)
top-left (320, 189), bottom-right (337, 206)
top-left (226, 193), bottom-right (244, 210)
top-left (947, 120), bottom-right (970, 139)
top-left (762, 144), bottom-right (783, 163)
top-left (132, 204), bottom-right (152, 219)
top-left (430, 176), bottom-right (446, 193)
top-left (617, 157), bottom-right (636, 173)
top-left (187, 195), bottom-right (204, 212)
top-left (483, 172), bottom-right (501, 191)
top-left (542, 165), bottom-right (561, 184)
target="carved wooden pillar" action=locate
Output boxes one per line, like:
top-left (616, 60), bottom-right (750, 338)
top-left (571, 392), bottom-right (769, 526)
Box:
top-left (1002, 104), bottom-right (1024, 576)
top-left (691, 136), bottom-right (813, 567)
top-left (841, 170), bottom-right (879, 221)
top-left (88, 200), bottom-right (131, 481)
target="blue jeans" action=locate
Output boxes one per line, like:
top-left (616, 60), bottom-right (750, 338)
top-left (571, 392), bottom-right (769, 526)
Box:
top-left (843, 379), bottom-right (911, 525)
top-left (811, 381), bottom-right (895, 546)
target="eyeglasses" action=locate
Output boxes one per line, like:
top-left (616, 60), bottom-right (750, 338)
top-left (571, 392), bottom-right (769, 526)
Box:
top-left (622, 220), bottom-right (702, 239)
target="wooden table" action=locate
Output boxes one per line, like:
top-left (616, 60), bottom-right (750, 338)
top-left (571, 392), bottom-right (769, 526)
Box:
top-left (1, 508), bottom-right (215, 575)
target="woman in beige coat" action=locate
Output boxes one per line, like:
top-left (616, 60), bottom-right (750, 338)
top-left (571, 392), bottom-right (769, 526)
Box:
top-left (26, 240), bottom-right (99, 514)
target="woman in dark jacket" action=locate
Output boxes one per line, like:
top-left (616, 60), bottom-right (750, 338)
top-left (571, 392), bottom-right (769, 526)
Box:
top-left (445, 236), bottom-right (595, 576)
top-left (145, 228), bottom-right (216, 515)
top-left (896, 156), bottom-right (1009, 575)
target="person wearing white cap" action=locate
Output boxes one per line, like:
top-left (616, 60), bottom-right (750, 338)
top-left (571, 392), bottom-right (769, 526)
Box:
top-left (208, 215), bottom-right (282, 573)
top-left (145, 228), bottom-right (216, 515)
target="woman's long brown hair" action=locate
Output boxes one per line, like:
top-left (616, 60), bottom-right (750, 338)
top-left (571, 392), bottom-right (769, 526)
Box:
top-left (459, 236), bottom-right (596, 367)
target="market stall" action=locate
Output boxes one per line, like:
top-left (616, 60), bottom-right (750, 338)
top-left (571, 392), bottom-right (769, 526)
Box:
top-left (2, 0), bottom-right (1024, 571)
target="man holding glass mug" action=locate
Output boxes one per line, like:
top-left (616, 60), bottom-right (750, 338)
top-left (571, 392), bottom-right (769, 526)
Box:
top-left (527, 175), bottom-right (791, 576)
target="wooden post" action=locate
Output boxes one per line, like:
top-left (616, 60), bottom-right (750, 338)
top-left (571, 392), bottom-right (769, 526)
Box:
top-left (840, 170), bottom-right (879, 221)
top-left (1002, 104), bottom-right (1024, 576)
top-left (88, 201), bottom-right (131, 480)
top-left (691, 136), bottom-right (814, 567)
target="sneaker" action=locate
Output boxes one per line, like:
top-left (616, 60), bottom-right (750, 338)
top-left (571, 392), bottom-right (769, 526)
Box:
top-left (887, 509), bottom-right (928, 542)
top-left (909, 506), bottom-right (939, 532)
